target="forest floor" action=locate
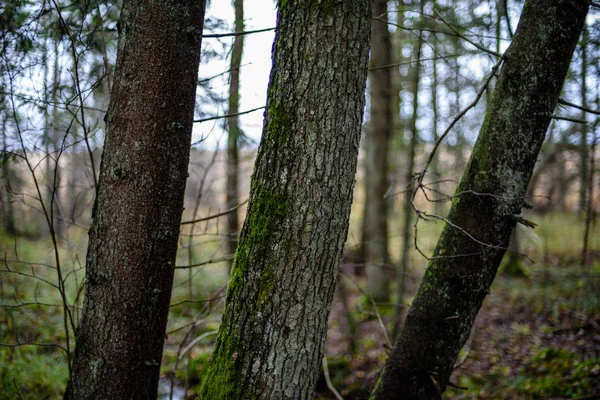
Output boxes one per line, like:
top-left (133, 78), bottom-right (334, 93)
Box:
top-left (316, 251), bottom-right (600, 400)
top-left (1, 213), bottom-right (599, 399)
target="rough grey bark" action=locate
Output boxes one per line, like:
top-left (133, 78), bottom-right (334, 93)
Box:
top-left (364, 0), bottom-right (392, 302)
top-left (200, 1), bottom-right (371, 398)
top-left (371, 1), bottom-right (588, 398)
top-left (226, 0), bottom-right (244, 269)
top-left (64, 1), bottom-right (206, 398)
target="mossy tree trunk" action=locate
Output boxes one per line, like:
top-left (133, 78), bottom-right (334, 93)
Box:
top-left (200, 1), bottom-right (371, 398)
top-left (364, 0), bottom-right (392, 302)
top-left (226, 0), bottom-right (244, 270)
top-left (371, 0), bottom-right (588, 398)
top-left (64, 1), bottom-right (206, 398)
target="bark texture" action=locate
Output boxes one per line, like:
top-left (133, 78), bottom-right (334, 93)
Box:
top-left (200, 1), bottom-right (371, 398)
top-left (64, 1), bottom-right (206, 398)
top-left (364, 0), bottom-right (392, 302)
top-left (226, 0), bottom-right (244, 268)
top-left (372, 1), bottom-right (588, 398)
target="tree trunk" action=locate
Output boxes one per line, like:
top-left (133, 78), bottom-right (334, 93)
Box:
top-left (504, 227), bottom-right (528, 278)
top-left (64, 1), bottom-right (206, 398)
top-left (395, 1), bottom-right (424, 333)
top-left (226, 0), bottom-right (244, 270)
top-left (200, 1), bottom-right (371, 398)
top-left (371, 1), bottom-right (588, 398)
top-left (1, 115), bottom-right (17, 236)
top-left (364, 0), bottom-right (392, 302)
top-left (578, 24), bottom-right (588, 214)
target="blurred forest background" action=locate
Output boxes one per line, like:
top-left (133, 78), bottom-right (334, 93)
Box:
top-left (1, 0), bottom-right (599, 398)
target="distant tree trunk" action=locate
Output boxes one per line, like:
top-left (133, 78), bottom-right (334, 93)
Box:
top-left (1, 116), bottom-right (16, 236)
top-left (430, 15), bottom-right (442, 217)
top-left (364, 0), bottom-right (392, 302)
top-left (582, 89), bottom-right (598, 267)
top-left (394, 2), bottom-right (424, 332)
top-left (504, 227), bottom-right (528, 278)
top-left (578, 24), bottom-right (589, 214)
top-left (371, 1), bottom-right (588, 398)
top-left (64, 1), bottom-right (206, 398)
top-left (200, 1), bottom-right (371, 398)
top-left (226, 0), bottom-right (244, 270)
top-left (46, 40), bottom-right (65, 239)
top-left (451, 34), bottom-right (464, 175)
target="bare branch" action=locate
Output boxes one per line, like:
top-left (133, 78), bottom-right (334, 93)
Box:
top-left (193, 106), bottom-right (265, 124)
top-left (203, 27), bottom-right (274, 39)
top-left (175, 255), bottom-right (234, 269)
top-left (558, 98), bottom-right (600, 116)
top-left (181, 199), bottom-right (248, 225)
top-left (433, 10), bottom-right (501, 58)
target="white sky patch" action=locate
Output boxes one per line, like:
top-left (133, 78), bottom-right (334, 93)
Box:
top-left (192, 1), bottom-right (277, 149)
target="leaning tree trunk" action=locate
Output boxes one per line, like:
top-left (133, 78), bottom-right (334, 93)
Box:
top-left (200, 1), bottom-right (371, 398)
top-left (364, 0), bottom-right (392, 302)
top-left (64, 1), bottom-right (206, 398)
top-left (371, 0), bottom-right (588, 398)
top-left (226, 0), bottom-right (244, 269)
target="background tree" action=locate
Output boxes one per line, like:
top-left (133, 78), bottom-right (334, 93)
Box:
top-left (200, 1), bottom-right (372, 397)
top-left (372, 0), bottom-right (589, 397)
top-left (364, 0), bottom-right (393, 302)
top-left (64, 0), bottom-right (207, 398)
top-left (226, 0), bottom-right (244, 270)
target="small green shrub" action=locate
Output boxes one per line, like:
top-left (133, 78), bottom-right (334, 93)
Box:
top-left (511, 348), bottom-right (599, 398)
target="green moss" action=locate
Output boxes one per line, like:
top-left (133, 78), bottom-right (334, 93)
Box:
top-left (200, 187), bottom-right (288, 398)
top-left (264, 103), bottom-right (291, 148)
top-left (313, 0), bottom-right (336, 15)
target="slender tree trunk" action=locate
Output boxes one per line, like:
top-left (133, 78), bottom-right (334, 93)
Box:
top-left (579, 24), bottom-right (589, 214)
top-left (46, 40), bottom-right (65, 238)
top-left (64, 1), bottom-right (206, 398)
top-left (451, 34), bottom-right (464, 175)
top-left (364, 0), bottom-right (392, 302)
top-left (582, 89), bottom-right (598, 267)
top-left (395, 2), bottom-right (424, 332)
top-left (430, 17), bottom-right (442, 217)
top-left (371, 1), bottom-right (588, 398)
top-left (504, 227), bottom-right (527, 277)
top-left (226, 0), bottom-right (244, 270)
top-left (1, 116), bottom-right (16, 236)
top-left (200, 1), bottom-right (371, 398)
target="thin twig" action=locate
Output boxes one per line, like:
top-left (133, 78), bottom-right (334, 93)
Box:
top-left (559, 98), bottom-right (600, 116)
top-left (175, 255), bottom-right (234, 269)
top-left (433, 10), bottom-right (501, 58)
top-left (203, 27), bottom-right (274, 38)
top-left (322, 357), bottom-right (344, 400)
top-left (181, 200), bottom-right (248, 225)
top-left (193, 106), bottom-right (265, 124)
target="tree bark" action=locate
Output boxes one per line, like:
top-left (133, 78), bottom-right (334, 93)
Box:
top-left (200, 1), bottom-right (371, 398)
top-left (226, 0), bottom-right (244, 269)
top-left (371, 1), bottom-right (588, 398)
top-left (64, 1), bottom-right (206, 398)
top-left (364, 0), bottom-right (392, 302)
